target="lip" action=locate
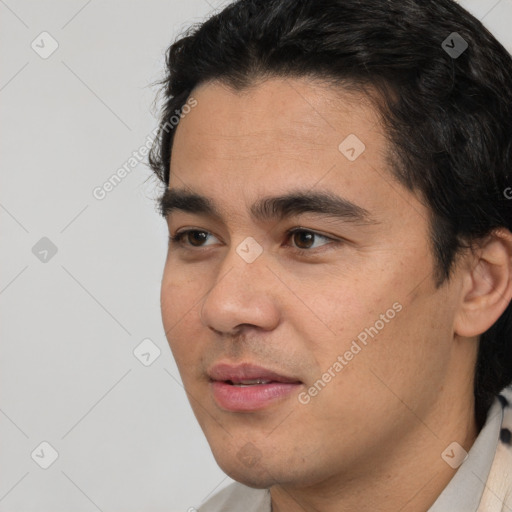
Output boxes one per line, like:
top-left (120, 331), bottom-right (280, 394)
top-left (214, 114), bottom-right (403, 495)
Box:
top-left (208, 362), bottom-right (301, 383)
top-left (208, 362), bottom-right (302, 412)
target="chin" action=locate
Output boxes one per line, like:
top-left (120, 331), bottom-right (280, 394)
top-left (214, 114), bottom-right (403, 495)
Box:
top-left (219, 464), bottom-right (280, 489)
top-left (210, 447), bottom-right (282, 488)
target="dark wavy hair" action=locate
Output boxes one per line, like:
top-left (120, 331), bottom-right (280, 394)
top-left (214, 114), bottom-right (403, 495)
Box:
top-left (149, 0), bottom-right (512, 431)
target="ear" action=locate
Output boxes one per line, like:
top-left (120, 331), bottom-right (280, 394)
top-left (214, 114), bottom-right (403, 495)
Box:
top-left (454, 228), bottom-right (512, 338)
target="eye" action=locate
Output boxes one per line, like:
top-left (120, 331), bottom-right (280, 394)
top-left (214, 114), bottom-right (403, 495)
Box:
top-left (169, 230), bottom-right (219, 247)
top-left (168, 228), bottom-right (339, 253)
top-left (285, 228), bottom-right (335, 251)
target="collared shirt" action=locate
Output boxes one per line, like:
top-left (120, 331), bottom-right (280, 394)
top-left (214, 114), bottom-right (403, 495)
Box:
top-left (198, 386), bottom-right (512, 512)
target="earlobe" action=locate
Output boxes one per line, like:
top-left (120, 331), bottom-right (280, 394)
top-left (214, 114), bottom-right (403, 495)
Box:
top-left (454, 228), bottom-right (512, 338)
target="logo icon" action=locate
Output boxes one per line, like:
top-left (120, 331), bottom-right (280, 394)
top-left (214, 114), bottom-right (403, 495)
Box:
top-left (31, 441), bottom-right (59, 469)
top-left (133, 338), bottom-right (161, 367)
top-left (236, 237), bottom-right (263, 263)
top-left (236, 442), bottom-right (262, 468)
top-left (32, 237), bottom-right (58, 263)
top-left (442, 32), bottom-right (468, 59)
top-left (441, 441), bottom-right (468, 468)
top-left (338, 134), bottom-right (366, 161)
top-left (31, 32), bottom-right (59, 59)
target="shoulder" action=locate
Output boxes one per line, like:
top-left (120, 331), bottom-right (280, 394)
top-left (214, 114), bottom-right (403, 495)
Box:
top-left (478, 386), bottom-right (512, 512)
top-left (197, 481), bottom-right (271, 512)
top-left (498, 385), bottom-right (512, 453)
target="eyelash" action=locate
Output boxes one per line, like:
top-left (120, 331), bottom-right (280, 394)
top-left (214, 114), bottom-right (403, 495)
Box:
top-left (168, 228), bottom-right (341, 255)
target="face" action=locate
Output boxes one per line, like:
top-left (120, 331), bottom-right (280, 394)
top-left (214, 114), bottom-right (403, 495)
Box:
top-left (160, 77), bottom-right (465, 488)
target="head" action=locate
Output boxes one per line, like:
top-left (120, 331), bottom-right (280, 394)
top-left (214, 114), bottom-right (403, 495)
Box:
top-left (150, 0), bottom-right (512, 489)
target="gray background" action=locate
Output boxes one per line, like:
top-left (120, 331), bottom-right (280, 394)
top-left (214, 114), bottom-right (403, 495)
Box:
top-left (1, 0), bottom-right (511, 511)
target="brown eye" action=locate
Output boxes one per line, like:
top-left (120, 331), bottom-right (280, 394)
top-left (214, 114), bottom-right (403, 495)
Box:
top-left (169, 230), bottom-right (214, 247)
top-left (287, 229), bottom-right (334, 251)
top-left (186, 231), bottom-right (209, 246)
top-left (291, 230), bottom-right (315, 249)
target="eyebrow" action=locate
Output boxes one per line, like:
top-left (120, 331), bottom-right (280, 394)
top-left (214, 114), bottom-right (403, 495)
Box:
top-left (159, 187), bottom-right (378, 226)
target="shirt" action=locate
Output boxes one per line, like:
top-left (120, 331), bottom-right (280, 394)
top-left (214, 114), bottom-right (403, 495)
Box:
top-left (198, 385), bottom-right (512, 512)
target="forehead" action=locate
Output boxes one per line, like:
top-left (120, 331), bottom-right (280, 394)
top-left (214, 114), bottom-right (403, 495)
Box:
top-left (167, 77), bottom-right (425, 226)
top-left (172, 77), bottom-right (380, 159)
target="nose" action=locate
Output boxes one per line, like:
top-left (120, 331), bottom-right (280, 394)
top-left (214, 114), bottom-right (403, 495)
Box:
top-left (200, 244), bottom-right (281, 335)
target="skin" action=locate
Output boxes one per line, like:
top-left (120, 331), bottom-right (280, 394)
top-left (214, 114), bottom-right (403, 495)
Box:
top-left (160, 77), bottom-right (512, 512)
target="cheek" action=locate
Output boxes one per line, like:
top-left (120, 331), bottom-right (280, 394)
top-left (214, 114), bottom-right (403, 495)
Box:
top-left (303, 260), bottom-right (447, 404)
top-left (298, 272), bottom-right (390, 359)
top-left (346, 287), bottom-right (453, 417)
top-left (160, 265), bottom-right (205, 366)
top-left (161, 261), bottom-right (203, 324)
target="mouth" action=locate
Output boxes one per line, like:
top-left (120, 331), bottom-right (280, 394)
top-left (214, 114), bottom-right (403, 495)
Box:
top-left (208, 362), bottom-right (303, 412)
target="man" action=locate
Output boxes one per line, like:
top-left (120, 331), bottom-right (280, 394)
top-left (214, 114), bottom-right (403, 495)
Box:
top-left (149, 0), bottom-right (512, 510)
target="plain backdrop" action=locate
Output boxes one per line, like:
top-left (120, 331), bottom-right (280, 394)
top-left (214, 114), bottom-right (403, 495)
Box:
top-left (1, 0), bottom-right (511, 511)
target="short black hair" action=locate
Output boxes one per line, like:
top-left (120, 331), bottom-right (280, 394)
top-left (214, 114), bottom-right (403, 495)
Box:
top-left (149, 0), bottom-right (512, 431)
